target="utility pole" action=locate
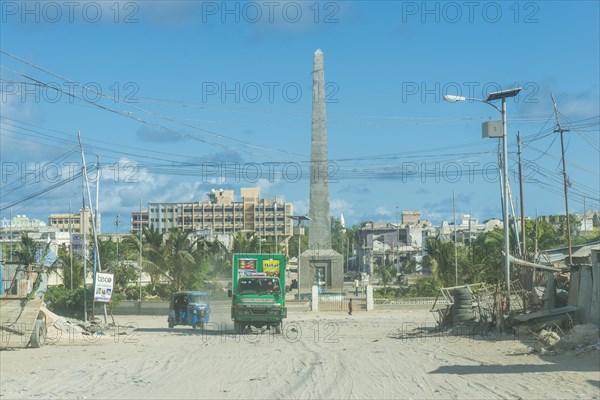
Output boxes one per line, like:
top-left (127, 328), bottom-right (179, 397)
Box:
top-left (583, 196), bottom-right (587, 234)
top-left (9, 208), bottom-right (12, 262)
top-left (534, 209), bottom-right (539, 261)
top-left (551, 93), bottom-right (572, 266)
top-left (396, 204), bottom-right (400, 276)
top-left (81, 157), bottom-right (87, 322)
top-left (93, 155), bottom-right (100, 286)
top-left (517, 132), bottom-right (527, 259)
top-left (468, 209), bottom-right (472, 264)
top-left (507, 183), bottom-right (521, 257)
top-left (453, 190), bottom-right (458, 286)
top-left (69, 201), bottom-right (73, 290)
top-left (78, 134), bottom-right (106, 323)
top-left (274, 202), bottom-right (278, 254)
top-left (115, 215), bottom-right (120, 264)
top-left (139, 197), bottom-right (143, 301)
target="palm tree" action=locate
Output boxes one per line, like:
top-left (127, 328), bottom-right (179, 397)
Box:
top-left (96, 239), bottom-right (116, 271)
top-left (231, 232), bottom-right (259, 254)
top-left (14, 233), bottom-right (38, 266)
top-left (422, 236), bottom-right (456, 287)
top-left (197, 236), bottom-right (229, 280)
top-left (165, 230), bottom-right (197, 291)
top-left (375, 262), bottom-right (395, 288)
top-left (52, 244), bottom-right (84, 289)
top-left (121, 226), bottom-right (168, 292)
top-left (14, 233), bottom-right (51, 268)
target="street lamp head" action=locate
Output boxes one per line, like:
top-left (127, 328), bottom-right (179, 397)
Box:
top-left (443, 94), bottom-right (467, 102)
top-left (485, 88), bottom-right (522, 102)
top-left (288, 215), bottom-right (311, 221)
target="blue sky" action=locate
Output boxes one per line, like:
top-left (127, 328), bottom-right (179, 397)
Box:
top-left (1, 1), bottom-right (599, 232)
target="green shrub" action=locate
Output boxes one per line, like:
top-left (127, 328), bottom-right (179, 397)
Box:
top-left (373, 277), bottom-right (439, 298)
top-left (45, 286), bottom-right (93, 319)
top-left (413, 276), bottom-right (439, 297)
top-left (143, 283), bottom-right (172, 300)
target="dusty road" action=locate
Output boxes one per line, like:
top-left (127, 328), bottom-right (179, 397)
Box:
top-left (1, 308), bottom-right (598, 399)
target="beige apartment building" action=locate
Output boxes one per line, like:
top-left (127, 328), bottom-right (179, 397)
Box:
top-left (146, 188), bottom-right (293, 247)
top-left (47, 208), bottom-right (99, 235)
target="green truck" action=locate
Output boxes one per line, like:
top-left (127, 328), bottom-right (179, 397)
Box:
top-left (229, 253), bottom-right (287, 334)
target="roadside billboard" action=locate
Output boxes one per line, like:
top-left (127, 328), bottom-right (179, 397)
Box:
top-left (94, 272), bottom-right (114, 302)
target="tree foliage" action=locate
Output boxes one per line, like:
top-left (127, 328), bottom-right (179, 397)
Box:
top-left (52, 244), bottom-right (84, 289)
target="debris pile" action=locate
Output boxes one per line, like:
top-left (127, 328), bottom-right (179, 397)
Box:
top-left (42, 306), bottom-right (90, 339)
top-left (534, 329), bottom-right (561, 353)
top-left (558, 324), bottom-right (600, 350)
top-left (532, 324), bottom-right (600, 355)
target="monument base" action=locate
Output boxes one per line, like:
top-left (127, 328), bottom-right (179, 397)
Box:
top-left (299, 249), bottom-right (343, 291)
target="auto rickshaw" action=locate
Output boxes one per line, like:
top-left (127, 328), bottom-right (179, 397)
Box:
top-left (168, 291), bottom-right (210, 329)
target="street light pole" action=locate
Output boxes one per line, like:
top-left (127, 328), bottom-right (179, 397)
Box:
top-left (501, 96), bottom-right (510, 296)
top-left (297, 224), bottom-right (301, 299)
top-left (288, 215), bottom-right (310, 299)
top-left (445, 88), bottom-right (521, 299)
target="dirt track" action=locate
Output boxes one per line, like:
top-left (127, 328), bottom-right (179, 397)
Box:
top-left (1, 308), bottom-right (598, 399)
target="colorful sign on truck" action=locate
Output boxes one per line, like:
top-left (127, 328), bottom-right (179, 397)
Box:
top-left (229, 253), bottom-right (286, 334)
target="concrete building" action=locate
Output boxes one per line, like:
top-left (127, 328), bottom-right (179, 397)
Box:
top-left (440, 215), bottom-right (502, 243)
top-left (402, 210), bottom-right (421, 225)
top-left (131, 210), bottom-right (149, 233)
top-left (355, 220), bottom-right (433, 276)
top-left (146, 188), bottom-right (293, 249)
top-left (48, 208), bottom-right (98, 235)
top-left (0, 217), bottom-right (71, 286)
top-left (541, 241), bottom-right (600, 266)
top-left (578, 210), bottom-right (598, 236)
top-left (0, 215), bottom-right (68, 251)
top-left (0, 215), bottom-right (46, 229)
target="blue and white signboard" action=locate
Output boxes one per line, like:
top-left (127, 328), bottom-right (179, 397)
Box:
top-left (94, 272), bottom-right (114, 302)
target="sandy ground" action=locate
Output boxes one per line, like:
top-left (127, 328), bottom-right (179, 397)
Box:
top-left (1, 307), bottom-right (599, 400)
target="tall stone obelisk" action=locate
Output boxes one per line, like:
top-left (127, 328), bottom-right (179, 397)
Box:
top-left (300, 49), bottom-right (343, 291)
top-left (308, 49), bottom-right (332, 251)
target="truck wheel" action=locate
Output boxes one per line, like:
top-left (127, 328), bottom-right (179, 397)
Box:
top-left (30, 319), bottom-right (46, 348)
top-left (234, 322), bottom-right (243, 334)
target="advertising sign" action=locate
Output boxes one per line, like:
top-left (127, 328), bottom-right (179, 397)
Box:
top-left (262, 259), bottom-right (281, 277)
top-left (94, 272), bottom-right (114, 302)
top-left (238, 258), bottom-right (257, 276)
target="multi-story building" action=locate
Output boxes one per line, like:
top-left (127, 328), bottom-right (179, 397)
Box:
top-left (0, 215), bottom-right (50, 250)
top-left (131, 210), bottom-right (149, 233)
top-left (145, 188), bottom-right (294, 248)
top-left (578, 210), bottom-right (598, 236)
top-left (356, 220), bottom-right (430, 275)
top-left (439, 215), bottom-right (502, 242)
top-left (402, 210), bottom-right (421, 225)
top-left (48, 208), bottom-right (99, 235)
top-left (0, 214), bottom-right (71, 286)
top-left (0, 215), bottom-right (47, 229)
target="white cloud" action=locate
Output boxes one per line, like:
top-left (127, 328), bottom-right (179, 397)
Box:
top-left (255, 178), bottom-right (275, 198)
top-left (375, 206), bottom-right (391, 216)
top-left (292, 199), bottom-right (308, 215)
top-left (331, 198), bottom-right (354, 219)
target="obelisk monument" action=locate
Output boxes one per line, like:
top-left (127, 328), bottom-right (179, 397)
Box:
top-left (300, 49), bottom-right (343, 291)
